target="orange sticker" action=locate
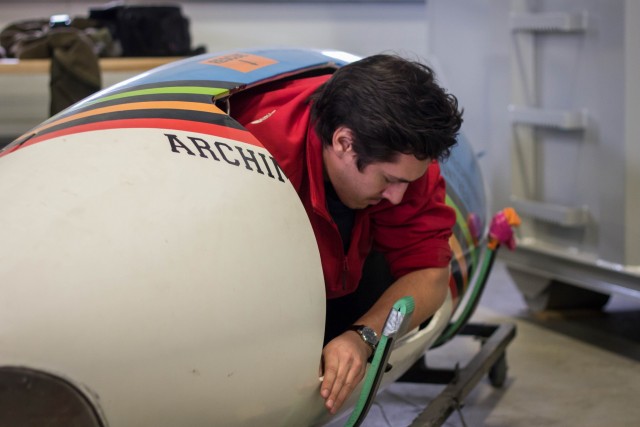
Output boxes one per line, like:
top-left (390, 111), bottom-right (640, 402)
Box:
top-left (201, 53), bottom-right (278, 73)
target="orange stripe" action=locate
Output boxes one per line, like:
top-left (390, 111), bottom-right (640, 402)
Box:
top-left (449, 234), bottom-right (469, 292)
top-left (33, 101), bottom-right (225, 135)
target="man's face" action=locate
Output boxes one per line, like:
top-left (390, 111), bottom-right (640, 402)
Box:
top-left (324, 127), bottom-right (429, 209)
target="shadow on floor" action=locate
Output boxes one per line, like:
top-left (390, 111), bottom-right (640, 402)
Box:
top-left (521, 302), bottom-right (640, 362)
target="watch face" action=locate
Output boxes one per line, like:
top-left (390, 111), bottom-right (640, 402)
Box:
top-left (360, 327), bottom-right (379, 346)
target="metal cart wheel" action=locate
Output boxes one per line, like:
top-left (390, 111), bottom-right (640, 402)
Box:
top-left (488, 352), bottom-right (508, 388)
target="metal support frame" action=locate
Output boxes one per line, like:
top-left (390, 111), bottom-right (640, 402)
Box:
top-left (396, 322), bottom-right (517, 427)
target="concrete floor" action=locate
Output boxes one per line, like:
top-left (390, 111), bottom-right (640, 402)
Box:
top-left (326, 259), bottom-right (640, 427)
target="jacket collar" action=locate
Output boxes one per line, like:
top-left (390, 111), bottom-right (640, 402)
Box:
top-left (306, 123), bottom-right (333, 221)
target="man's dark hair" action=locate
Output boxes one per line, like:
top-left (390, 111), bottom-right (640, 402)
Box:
top-left (309, 54), bottom-right (463, 170)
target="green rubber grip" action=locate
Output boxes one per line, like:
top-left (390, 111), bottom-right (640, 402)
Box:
top-left (344, 296), bottom-right (415, 427)
top-left (394, 295), bottom-right (415, 316)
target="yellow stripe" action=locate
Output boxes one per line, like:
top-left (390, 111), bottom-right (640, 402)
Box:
top-left (449, 234), bottom-right (469, 292)
top-left (446, 194), bottom-right (478, 270)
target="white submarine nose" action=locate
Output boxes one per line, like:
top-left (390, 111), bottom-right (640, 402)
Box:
top-left (0, 127), bottom-right (327, 425)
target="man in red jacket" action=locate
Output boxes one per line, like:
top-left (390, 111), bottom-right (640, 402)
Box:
top-left (232, 54), bottom-right (463, 415)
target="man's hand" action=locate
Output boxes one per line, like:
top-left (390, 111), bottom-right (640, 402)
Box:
top-left (320, 330), bottom-right (372, 414)
top-left (318, 266), bottom-right (449, 414)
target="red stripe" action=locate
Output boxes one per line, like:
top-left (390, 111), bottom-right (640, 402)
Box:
top-left (448, 274), bottom-right (459, 301)
top-left (17, 118), bottom-right (263, 152)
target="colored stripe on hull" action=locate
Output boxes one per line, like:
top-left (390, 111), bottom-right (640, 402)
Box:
top-left (10, 118), bottom-right (262, 154)
top-left (32, 101), bottom-right (227, 135)
top-left (446, 192), bottom-right (484, 305)
top-left (87, 86), bottom-right (229, 106)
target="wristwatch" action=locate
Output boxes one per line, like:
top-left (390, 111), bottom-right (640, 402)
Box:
top-left (349, 324), bottom-right (379, 354)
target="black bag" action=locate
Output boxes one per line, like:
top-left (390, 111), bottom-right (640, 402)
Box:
top-left (90, 4), bottom-right (195, 57)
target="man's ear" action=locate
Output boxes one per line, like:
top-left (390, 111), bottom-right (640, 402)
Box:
top-left (331, 126), bottom-right (355, 158)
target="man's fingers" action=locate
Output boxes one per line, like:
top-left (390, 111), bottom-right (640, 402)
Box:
top-left (320, 369), bottom-right (334, 399)
top-left (322, 357), bottom-right (350, 406)
top-left (320, 332), bottom-right (370, 413)
top-left (327, 357), bottom-right (366, 414)
top-left (320, 354), bottom-right (344, 400)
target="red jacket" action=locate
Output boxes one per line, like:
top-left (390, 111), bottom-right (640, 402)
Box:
top-left (232, 75), bottom-right (454, 299)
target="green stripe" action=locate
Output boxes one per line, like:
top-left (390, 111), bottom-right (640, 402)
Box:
top-left (89, 86), bottom-right (229, 105)
top-left (446, 194), bottom-right (478, 272)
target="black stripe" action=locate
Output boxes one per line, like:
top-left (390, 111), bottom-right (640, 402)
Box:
top-left (34, 109), bottom-right (244, 139)
top-left (450, 257), bottom-right (466, 296)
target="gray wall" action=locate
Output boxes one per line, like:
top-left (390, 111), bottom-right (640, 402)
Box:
top-left (3, 1), bottom-right (637, 270)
